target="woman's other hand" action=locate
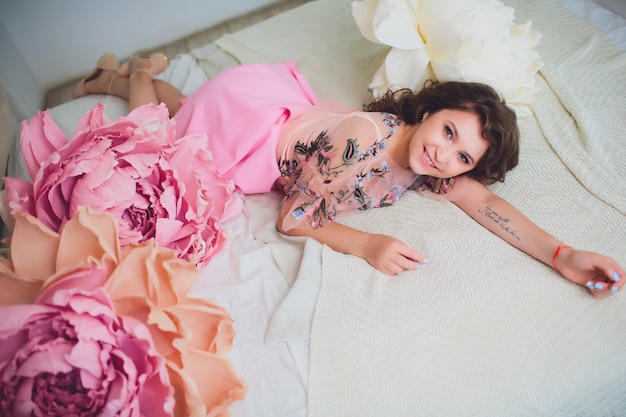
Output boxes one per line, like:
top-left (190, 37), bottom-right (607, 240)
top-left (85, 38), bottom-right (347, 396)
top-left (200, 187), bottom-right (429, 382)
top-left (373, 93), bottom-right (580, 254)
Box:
top-left (554, 247), bottom-right (624, 297)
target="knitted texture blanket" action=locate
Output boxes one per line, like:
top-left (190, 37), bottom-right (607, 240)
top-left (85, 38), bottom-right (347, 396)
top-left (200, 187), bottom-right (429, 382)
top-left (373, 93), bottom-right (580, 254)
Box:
top-left (308, 1), bottom-right (626, 415)
top-left (195, 0), bottom-right (626, 414)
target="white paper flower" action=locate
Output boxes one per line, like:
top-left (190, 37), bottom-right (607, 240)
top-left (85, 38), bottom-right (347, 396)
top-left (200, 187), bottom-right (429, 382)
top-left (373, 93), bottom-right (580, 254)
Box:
top-left (352, 0), bottom-right (543, 117)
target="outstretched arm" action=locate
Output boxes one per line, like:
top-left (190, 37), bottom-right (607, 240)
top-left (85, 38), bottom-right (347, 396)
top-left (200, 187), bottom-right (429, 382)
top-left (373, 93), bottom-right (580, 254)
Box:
top-left (443, 176), bottom-right (623, 297)
top-left (277, 205), bottom-right (427, 276)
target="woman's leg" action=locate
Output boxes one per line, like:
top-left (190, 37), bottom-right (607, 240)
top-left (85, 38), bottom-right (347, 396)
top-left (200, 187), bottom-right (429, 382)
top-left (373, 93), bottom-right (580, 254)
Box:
top-left (127, 55), bottom-right (166, 110)
top-left (77, 54), bottom-right (185, 115)
top-left (83, 73), bottom-right (185, 116)
top-left (128, 72), bottom-right (159, 110)
top-left (153, 80), bottom-right (185, 116)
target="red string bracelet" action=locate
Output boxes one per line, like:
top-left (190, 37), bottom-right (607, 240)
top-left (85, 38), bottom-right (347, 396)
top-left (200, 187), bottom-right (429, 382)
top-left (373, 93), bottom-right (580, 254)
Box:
top-left (552, 244), bottom-right (572, 272)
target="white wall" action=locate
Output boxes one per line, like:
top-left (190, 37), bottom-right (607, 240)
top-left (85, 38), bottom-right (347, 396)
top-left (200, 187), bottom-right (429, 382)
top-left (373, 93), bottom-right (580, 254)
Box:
top-left (0, 22), bottom-right (40, 123)
top-left (0, 0), bottom-right (281, 120)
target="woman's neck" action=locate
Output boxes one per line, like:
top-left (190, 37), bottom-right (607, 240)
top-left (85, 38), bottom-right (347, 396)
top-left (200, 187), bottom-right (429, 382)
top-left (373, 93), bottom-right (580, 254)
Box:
top-left (389, 123), bottom-right (416, 168)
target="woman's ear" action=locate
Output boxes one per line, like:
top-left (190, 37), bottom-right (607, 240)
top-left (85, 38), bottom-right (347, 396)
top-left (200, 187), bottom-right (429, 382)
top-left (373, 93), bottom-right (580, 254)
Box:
top-left (421, 111), bottom-right (429, 121)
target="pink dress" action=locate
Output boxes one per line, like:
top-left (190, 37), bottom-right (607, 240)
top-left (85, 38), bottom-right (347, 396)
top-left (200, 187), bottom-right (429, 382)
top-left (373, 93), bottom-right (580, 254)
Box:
top-left (173, 61), bottom-right (421, 231)
top-left (173, 61), bottom-right (318, 193)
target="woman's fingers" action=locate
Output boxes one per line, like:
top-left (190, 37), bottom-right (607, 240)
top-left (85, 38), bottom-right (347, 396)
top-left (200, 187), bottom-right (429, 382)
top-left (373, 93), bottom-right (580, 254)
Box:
top-left (586, 269), bottom-right (622, 297)
top-left (381, 250), bottom-right (430, 276)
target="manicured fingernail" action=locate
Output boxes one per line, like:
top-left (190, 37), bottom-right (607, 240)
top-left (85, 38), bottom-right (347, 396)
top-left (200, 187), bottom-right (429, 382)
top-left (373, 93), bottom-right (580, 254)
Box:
top-left (611, 285), bottom-right (619, 293)
top-left (594, 282), bottom-right (604, 290)
top-left (611, 272), bottom-right (620, 282)
top-left (422, 259), bottom-right (430, 265)
top-left (586, 281), bottom-right (595, 289)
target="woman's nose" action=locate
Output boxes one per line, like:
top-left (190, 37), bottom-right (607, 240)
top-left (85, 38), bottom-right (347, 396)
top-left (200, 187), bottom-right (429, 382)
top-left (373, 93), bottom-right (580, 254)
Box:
top-left (435, 143), bottom-right (454, 166)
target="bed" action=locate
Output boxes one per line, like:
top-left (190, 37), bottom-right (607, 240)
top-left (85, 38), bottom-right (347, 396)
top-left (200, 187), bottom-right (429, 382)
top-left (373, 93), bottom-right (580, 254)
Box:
top-left (1, 0), bottom-right (625, 416)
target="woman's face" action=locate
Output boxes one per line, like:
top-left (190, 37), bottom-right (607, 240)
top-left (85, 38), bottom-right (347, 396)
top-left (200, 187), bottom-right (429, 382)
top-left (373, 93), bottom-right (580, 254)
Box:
top-left (407, 109), bottom-right (489, 178)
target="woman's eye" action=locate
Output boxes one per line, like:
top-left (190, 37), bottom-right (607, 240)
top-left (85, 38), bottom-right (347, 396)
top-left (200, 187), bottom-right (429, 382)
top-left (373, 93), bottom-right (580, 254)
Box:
top-left (444, 126), bottom-right (453, 140)
top-left (459, 154), bottom-right (469, 164)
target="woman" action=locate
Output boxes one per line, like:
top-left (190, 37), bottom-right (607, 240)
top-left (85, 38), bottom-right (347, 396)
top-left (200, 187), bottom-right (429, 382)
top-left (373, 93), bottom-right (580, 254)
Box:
top-left (74, 53), bottom-right (623, 295)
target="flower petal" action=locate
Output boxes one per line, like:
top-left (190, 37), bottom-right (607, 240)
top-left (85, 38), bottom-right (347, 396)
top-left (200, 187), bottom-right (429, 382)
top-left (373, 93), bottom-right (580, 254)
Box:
top-left (73, 102), bottom-right (107, 136)
top-left (351, 0), bottom-right (385, 44)
top-left (20, 110), bottom-right (68, 181)
top-left (10, 210), bottom-right (59, 280)
top-left (56, 207), bottom-right (122, 275)
top-left (4, 177), bottom-right (36, 219)
top-left (177, 347), bottom-right (247, 416)
top-left (372, 0), bottom-right (422, 49)
top-left (169, 300), bottom-right (236, 355)
top-left (371, 47), bottom-right (433, 97)
top-left (353, 0), bottom-right (422, 49)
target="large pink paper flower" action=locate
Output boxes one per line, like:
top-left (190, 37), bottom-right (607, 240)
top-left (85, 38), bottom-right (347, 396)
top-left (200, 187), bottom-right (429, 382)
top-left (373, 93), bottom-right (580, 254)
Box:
top-left (0, 274), bottom-right (174, 417)
top-left (0, 208), bottom-right (248, 417)
top-left (4, 103), bottom-right (236, 267)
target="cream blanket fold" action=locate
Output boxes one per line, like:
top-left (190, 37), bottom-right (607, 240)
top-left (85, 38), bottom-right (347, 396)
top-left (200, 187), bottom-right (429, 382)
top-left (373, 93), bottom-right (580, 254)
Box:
top-left (193, 0), bottom-right (626, 415)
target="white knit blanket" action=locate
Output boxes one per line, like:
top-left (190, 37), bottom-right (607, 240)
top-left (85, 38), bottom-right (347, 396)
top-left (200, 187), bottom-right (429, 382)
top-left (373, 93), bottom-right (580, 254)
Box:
top-left (193, 0), bottom-right (626, 415)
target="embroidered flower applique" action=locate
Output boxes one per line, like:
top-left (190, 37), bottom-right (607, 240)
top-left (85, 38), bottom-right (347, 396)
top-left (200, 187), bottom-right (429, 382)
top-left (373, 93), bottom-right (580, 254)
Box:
top-left (279, 113), bottom-right (404, 228)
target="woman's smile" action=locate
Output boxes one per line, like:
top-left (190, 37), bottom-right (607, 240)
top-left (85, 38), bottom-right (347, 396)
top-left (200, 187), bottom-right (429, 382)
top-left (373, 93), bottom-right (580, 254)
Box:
top-left (422, 147), bottom-right (438, 170)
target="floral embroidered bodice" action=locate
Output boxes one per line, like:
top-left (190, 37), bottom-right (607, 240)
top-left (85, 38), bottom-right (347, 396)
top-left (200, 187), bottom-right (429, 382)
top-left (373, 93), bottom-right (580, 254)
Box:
top-left (274, 103), bottom-right (420, 231)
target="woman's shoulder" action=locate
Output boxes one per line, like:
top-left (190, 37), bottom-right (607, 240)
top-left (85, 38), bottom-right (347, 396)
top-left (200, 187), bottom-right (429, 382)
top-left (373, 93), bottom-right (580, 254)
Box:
top-left (341, 110), bottom-right (400, 124)
top-left (331, 111), bottom-right (402, 143)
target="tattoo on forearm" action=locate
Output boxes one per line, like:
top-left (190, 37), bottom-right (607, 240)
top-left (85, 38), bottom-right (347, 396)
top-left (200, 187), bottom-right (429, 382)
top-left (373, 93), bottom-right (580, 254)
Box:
top-left (478, 205), bottom-right (521, 241)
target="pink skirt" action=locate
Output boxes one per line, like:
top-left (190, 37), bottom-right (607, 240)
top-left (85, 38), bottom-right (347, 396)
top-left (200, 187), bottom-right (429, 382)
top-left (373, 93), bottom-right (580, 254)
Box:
top-left (173, 61), bottom-right (319, 194)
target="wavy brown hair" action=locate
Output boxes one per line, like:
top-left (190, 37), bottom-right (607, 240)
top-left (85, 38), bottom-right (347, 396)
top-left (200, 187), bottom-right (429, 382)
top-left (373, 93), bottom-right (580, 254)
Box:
top-left (364, 81), bottom-right (520, 184)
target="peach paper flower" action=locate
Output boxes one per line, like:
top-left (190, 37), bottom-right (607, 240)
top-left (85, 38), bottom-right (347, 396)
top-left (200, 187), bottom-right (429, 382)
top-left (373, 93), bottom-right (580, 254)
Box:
top-left (0, 207), bottom-right (247, 417)
top-left (352, 0), bottom-right (543, 117)
top-left (4, 103), bottom-right (236, 267)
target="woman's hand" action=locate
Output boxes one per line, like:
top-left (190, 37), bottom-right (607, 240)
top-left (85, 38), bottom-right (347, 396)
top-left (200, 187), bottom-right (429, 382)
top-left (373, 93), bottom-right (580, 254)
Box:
top-left (279, 220), bottom-right (426, 276)
top-left (554, 247), bottom-right (624, 297)
top-left (361, 234), bottom-right (428, 276)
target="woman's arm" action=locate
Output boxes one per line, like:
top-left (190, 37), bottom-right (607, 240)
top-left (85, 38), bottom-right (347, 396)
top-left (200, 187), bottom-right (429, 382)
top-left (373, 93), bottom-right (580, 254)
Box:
top-left (443, 176), bottom-right (623, 297)
top-left (277, 205), bottom-right (427, 276)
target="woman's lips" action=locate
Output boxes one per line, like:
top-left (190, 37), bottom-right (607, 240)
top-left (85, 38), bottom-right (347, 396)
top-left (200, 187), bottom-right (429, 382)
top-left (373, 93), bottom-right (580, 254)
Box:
top-left (422, 148), bottom-right (438, 170)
